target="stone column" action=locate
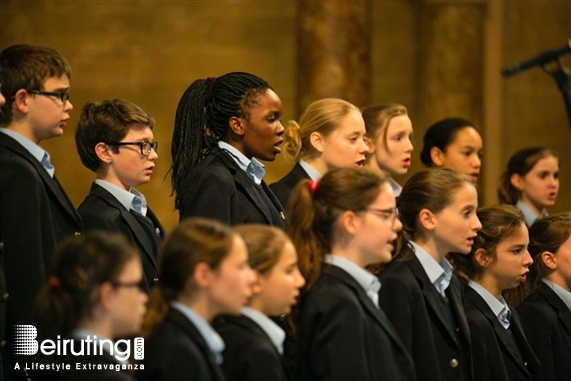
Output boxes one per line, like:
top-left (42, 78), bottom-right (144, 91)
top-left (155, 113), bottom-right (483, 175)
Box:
top-left (297, 0), bottom-right (370, 113)
top-left (418, 1), bottom-right (486, 128)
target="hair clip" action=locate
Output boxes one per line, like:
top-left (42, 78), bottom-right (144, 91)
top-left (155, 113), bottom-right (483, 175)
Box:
top-left (309, 179), bottom-right (319, 193)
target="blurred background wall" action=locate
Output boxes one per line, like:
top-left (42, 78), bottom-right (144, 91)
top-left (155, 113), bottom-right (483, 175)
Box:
top-left (1, 0), bottom-right (570, 231)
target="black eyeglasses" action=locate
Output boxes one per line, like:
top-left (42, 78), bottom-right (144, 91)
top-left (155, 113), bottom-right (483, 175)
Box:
top-left (27, 90), bottom-right (70, 104)
top-left (112, 278), bottom-right (147, 292)
top-left (361, 207), bottom-right (399, 222)
top-left (108, 141), bottom-right (158, 156)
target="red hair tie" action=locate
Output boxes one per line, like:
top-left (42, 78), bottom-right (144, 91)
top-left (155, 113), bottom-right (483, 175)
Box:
top-left (49, 276), bottom-right (60, 287)
top-left (309, 179), bottom-right (319, 193)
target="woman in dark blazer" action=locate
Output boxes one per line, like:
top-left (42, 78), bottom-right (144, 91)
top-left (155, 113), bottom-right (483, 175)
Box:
top-left (450, 205), bottom-right (542, 381)
top-left (288, 168), bottom-right (415, 381)
top-left (214, 225), bottom-right (305, 381)
top-left (517, 213), bottom-right (571, 381)
top-left (270, 98), bottom-right (368, 209)
top-left (378, 169), bottom-right (480, 381)
top-left (170, 72), bottom-right (285, 228)
top-left (137, 218), bottom-right (255, 381)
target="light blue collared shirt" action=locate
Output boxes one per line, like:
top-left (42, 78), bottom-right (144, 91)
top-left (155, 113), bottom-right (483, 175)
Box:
top-left (516, 200), bottom-right (543, 227)
top-left (1, 128), bottom-right (54, 177)
top-left (218, 141), bottom-right (265, 185)
top-left (95, 179), bottom-right (147, 216)
top-left (411, 241), bottom-right (453, 297)
top-left (542, 278), bottom-right (571, 312)
top-left (241, 307), bottom-right (285, 355)
top-left (299, 159), bottom-right (322, 180)
top-left (324, 254), bottom-right (381, 308)
top-left (468, 280), bottom-right (511, 329)
top-left (388, 177), bottom-right (402, 197)
top-left (170, 301), bottom-right (225, 364)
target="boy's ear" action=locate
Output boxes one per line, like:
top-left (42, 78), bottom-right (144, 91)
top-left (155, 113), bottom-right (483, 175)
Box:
top-left (13, 89), bottom-right (30, 114)
top-left (94, 143), bottom-right (113, 164)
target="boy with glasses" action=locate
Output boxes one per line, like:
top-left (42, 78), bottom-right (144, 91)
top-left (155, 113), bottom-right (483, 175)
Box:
top-left (75, 98), bottom-right (164, 292)
top-left (0, 44), bottom-right (83, 379)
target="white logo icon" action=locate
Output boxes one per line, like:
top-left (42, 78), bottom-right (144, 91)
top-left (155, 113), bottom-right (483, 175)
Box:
top-left (13, 325), bottom-right (38, 355)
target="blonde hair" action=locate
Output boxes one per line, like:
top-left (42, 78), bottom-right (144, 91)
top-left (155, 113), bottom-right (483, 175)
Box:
top-left (362, 103), bottom-right (408, 158)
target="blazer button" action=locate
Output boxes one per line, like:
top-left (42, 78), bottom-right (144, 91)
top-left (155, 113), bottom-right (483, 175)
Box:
top-left (524, 361), bottom-right (528, 366)
top-left (0, 339), bottom-right (6, 348)
top-left (455, 327), bottom-right (460, 332)
top-left (450, 359), bottom-right (459, 368)
top-left (74, 232), bottom-right (81, 236)
top-left (153, 278), bottom-right (159, 284)
top-left (2, 292), bottom-right (8, 302)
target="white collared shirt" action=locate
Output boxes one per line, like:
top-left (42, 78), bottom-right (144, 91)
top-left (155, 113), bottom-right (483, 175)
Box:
top-left (324, 254), bottom-right (381, 308)
top-left (468, 280), bottom-right (511, 329)
top-left (218, 141), bottom-right (265, 185)
top-left (170, 301), bottom-right (225, 364)
top-left (542, 278), bottom-right (571, 312)
top-left (95, 179), bottom-right (147, 216)
top-left (388, 177), bottom-right (402, 197)
top-left (299, 159), bottom-right (322, 180)
top-left (241, 307), bottom-right (285, 354)
top-left (1, 128), bottom-right (55, 177)
top-left (411, 241), bottom-right (453, 297)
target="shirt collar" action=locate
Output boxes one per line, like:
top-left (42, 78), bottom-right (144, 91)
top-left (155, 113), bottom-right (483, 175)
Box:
top-left (516, 200), bottom-right (543, 227)
top-left (542, 278), bottom-right (571, 312)
top-left (324, 254), bottom-right (381, 308)
top-left (411, 241), bottom-right (453, 296)
top-left (241, 307), bottom-right (285, 354)
top-left (218, 141), bottom-right (265, 185)
top-left (468, 280), bottom-right (511, 329)
top-left (1, 128), bottom-right (54, 177)
top-left (170, 301), bottom-right (225, 363)
top-left (299, 159), bottom-right (322, 180)
top-left (95, 179), bottom-right (148, 216)
top-left (388, 177), bottom-right (402, 197)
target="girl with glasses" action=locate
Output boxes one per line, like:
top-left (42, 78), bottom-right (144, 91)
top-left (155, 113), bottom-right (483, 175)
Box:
top-left (287, 167), bottom-right (415, 381)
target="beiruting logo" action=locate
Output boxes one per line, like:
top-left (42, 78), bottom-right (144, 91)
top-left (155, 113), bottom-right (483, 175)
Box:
top-left (12, 325), bottom-right (144, 372)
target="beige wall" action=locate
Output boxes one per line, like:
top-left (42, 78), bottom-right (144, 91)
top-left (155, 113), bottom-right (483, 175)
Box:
top-left (1, 0), bottom-right (570, 231)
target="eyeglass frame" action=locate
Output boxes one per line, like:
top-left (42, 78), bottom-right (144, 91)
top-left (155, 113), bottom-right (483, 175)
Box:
top-left (27, 89), bottom-right (70, 104)
top-left (359, 207), bottom-right (399, 222)
top-left (107, 141), bottom-right (158, 156)
top-left (111, 278), bottom-right (147, 292)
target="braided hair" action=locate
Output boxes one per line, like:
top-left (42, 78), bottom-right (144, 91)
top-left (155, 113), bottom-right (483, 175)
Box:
top-left (170, 72), bottom-right (272, 210)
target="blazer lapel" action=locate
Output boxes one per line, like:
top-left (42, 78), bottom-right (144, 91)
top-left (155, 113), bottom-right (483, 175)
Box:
top-left (325, 265), bottom-right (413, 364)
top-left (408, 256), bottom-right (459, 345)
top-left (538, 282), bottom-right (571, 336)
top-left (90, 184), bottom-right (157, 268)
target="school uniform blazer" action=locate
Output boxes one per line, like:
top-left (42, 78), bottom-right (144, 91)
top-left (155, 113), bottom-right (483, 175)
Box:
top-left (214, 314), bottom-right (290, 381)
top-left (296, 264), bottom-right (416, 381)
top-left (517, 282), bottom-right (571, 381)
top-left (463, 285), bottom-right (542, 381)
top-left (378, 247), bottom-right (472, 381)
top-left (269, 162), bottom-right (310, 209)
top-left (0, 133), bottom-right (82, 326)
top-left (137, 307), bottom-right (225, 381)
top-left (78, 183), bottom-right (164, 291)
top-left (178, 149), bottom-right (285, 228)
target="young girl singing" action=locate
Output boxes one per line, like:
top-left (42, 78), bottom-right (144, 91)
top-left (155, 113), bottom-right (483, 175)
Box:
top-left (288, 167), bottom-right (415, 381)
top-left (214, 224), bottom-right (305, 381)
top-left (450, 205), bottom-right (542, 381)
top-left (378, 168), bottom-right (481, 381)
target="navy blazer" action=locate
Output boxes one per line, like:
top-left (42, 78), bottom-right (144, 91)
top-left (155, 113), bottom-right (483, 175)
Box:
top-left (518, 282), bottom-right (571, 381)
top-left (378, 246), bottom-right (472, 381)
top-left (137, 307), bottom-right (225, 381)
top-left (0, 134), bottom-right (83, 325)
top-left (178, 149), bottom-right (285, 228)
top-left (464, 285), bottom-right (542, 381)
top-left (214, 314), bottom-right (290, 381)
top-left (296, 264), bottom-right (416, 381)
top-left (269, 162), bottom-right (310, 210)
top-left (78, 183), bottom-right (164, 291)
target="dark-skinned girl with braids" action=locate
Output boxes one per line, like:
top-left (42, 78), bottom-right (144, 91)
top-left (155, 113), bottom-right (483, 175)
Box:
top-left (170, 72), bottom-right (286, 228)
